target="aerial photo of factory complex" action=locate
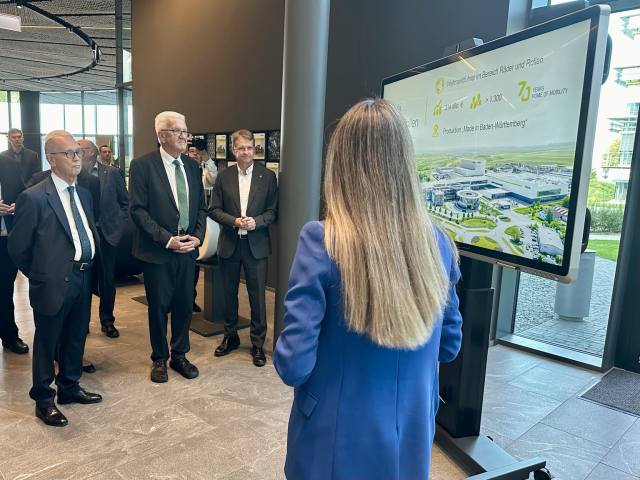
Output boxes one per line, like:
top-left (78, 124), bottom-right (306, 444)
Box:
top-left (421, 157), bottom-right (572, 262)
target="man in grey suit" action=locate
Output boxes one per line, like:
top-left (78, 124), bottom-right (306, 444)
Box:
top-left (209, 130), bottom-right (278, 367)
top-left (2, 128), bottom-right (41, 187)
top-left (78, 139), bottom-right (130, 338)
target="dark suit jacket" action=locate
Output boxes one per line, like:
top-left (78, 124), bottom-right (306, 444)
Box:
top-left (7, 176), bottom-right (102, 316)
top-left (31, 170), bottom-right (101, 223)
top-left (0, 154), bottom-right (26, 232)
top-left (1, 147), bottom-right (41, 187)
top-left (129, 149), bottom-right (207, 264)
top-left (94, 162), bottom-right (130, 246)
top-left (209, 162), bottom-right (278, 259)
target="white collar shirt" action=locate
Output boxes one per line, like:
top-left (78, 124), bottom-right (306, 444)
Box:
top-left (160, 147), bottom-right (190, 220)
top-left (237, 163), bottom-right (254, 236)
top-left (51, 172), bottom-right (96, 261)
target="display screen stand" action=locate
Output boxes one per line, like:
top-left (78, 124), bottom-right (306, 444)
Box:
top-left (435, 256), bottom-right (548, 479)
top-left (190, 258), bottom-right (251, 337)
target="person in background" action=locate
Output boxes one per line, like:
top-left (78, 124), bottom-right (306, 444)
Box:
top-left (2, 128), bottom-right (41, 187)
top-left (98, 145), bottom-right (113, 166)
top-left (79, 139), bottom-right (130, 338)
top-left (273, 99), bottom-right (463, 479)
top-left (129, 111), bottom-right (207, 383)
top-left (0, 153), bottom-right (28, 355)
top-left (209, 129), bottom-right (278, 367)
top-left (8, 130), bottom-right (103, 427)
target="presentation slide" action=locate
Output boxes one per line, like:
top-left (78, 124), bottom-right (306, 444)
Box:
top-left (384, 19), bottom-right (593, 267)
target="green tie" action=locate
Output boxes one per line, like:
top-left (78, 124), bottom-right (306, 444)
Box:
top-left (173, 160), bottom-right (189, 233)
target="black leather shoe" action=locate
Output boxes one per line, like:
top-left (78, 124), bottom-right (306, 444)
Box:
top-left (169, 357), bottom-right (199, 379)
top-left (2, 338), bottom-right (29, 354)
top-left (82, 359), bottom-right (96, 374)
top-left (215, 335), bottom-right (240, 357)
top-left (193, 303), bottom-right (202, 312)
top-left (151, 359), bottom-right (168, 383)
top-left (57, 387), bottom-right (102, 405)
top-left (101, 324), bottom-right (119, 338)
top-left (35, 405), bottom-right (68, 427)
top-left (251, 346), bottom-right (266, 367)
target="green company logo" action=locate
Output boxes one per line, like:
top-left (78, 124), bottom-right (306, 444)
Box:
top-left (470, 93), bottom-right (482, 109)
top-left (435, 77), bottom-right (445, 94)
top-left (517, 81), bottom-right (530, 102)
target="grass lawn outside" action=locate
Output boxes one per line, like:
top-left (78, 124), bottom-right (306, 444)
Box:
top-left (461, 218), bottom-right (497, 229)
top-left (471, 235), bottom-right (502, 250)
top-left (587, 239), bottom-right (620, 262)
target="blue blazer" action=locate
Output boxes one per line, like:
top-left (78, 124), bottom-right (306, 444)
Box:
top-left (273, 221), bottom-right (462, 480)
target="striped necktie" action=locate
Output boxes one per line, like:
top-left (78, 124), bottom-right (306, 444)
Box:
top-left (173, 160), bottom-right (189, 233)
top-left (67, 186), bottom-right (92, 262)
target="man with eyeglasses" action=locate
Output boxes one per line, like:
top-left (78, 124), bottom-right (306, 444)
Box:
top-left (2, 128), bottom-right (41, 187)
top-left (209, 130), bottom-right (278, 367)
top-left (129, 111), bottom-right (207, 383)
top-left (8, 130), bottom-right (103, 427)
top-left (79, 139), bottom-right (130, 339)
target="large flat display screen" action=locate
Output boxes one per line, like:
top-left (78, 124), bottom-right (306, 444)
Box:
top-left (382, 6), bottom-right (610, 283)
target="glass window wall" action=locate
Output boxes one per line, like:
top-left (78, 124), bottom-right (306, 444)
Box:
top-left (503, 7), bottom-right (639, 365)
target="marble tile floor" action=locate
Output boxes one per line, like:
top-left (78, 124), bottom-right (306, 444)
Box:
top-left (0, 274), bottom-right (637, 479)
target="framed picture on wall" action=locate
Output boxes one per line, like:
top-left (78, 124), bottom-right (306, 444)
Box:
top-left (228, 134), bottom-right (234, 160)
top-left (253, 132), bottom-right (266, 160)
top-left (206, 134), bottom-right (216, 159)
top-left (267, 130), bottom-right (281, 160)
top-left (215, 134), bottom-right (227, 159)
top-left (266, 161), bottom-right (279, 181)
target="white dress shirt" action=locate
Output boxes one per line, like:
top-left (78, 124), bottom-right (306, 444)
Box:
top-left (203, 158), bottom-right (217, 189)
top-left (238, 163), bottom-right (253, 236)
top-left (160, 147), bottom-right (190, 247)
top-left (51, 172), bottom-right (96, 261)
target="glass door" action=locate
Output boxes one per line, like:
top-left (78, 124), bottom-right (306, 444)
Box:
top-left (506, 7), bottom-right (639, 362)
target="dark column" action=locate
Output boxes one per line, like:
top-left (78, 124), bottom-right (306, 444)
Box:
top-left (273, 0), bottom-right (331, 342)
top-left (19, 91), bottom-right (41, 163)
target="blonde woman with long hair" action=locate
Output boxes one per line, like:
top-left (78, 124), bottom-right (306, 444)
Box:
top-left (273, 98), bottom-right (463, 479)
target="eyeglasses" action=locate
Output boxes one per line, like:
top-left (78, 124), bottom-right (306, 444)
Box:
top-left (49, 149), bottom-right (85, 159)
top-left (161, 129), bottom-right (190, 138)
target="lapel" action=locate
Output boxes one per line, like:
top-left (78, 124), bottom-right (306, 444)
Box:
top-left (229, 164), bottom-right (241, 214)
top-left (77, 186), bottom-right (98, 234)
top-left (151, 149), bottom-right (178, 210)
top-left (246, 163), bottom-right (263, 212)
top-left (97, 162), bottom-right (107, 192)
top-left (45, 176), bottom-right (73, 243)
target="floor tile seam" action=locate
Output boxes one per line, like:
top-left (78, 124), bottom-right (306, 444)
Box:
top-left (537, 413), bottom-right (626, 450)
top-left (530, 364), bottom-right (598, 384)
top-left (510, 422), bottom-right (611, 464)
top-left (600, 455), bottom-right (639, 476)
top-left (496, 380), bottom-right (566, 407)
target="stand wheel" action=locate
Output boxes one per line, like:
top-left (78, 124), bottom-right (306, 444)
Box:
top-left (534, 468), bottom-right (552, 480)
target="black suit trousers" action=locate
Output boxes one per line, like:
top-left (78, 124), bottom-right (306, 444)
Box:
top-left (31, 267), bottom-right (92, 407)
top-left (0, 237), bottom-right (19, 343)
top-left (98, 228), bottom-right (118, 326)
top-left (219, 238), bottom-right (268, 347)
top-left (143, 252), bottom-right (195, 362)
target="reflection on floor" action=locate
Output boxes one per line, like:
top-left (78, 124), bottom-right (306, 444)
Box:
top-left (513, 256), bottom-right (616, 357)
top-left (0, 274), bottom-right (637, 479)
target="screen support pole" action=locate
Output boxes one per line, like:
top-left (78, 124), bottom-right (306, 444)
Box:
top-left (434, 256), bottom-right (547, 479)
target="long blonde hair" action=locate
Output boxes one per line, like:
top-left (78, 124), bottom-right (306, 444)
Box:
top-left (324, 98), bottom-right (456, 349)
